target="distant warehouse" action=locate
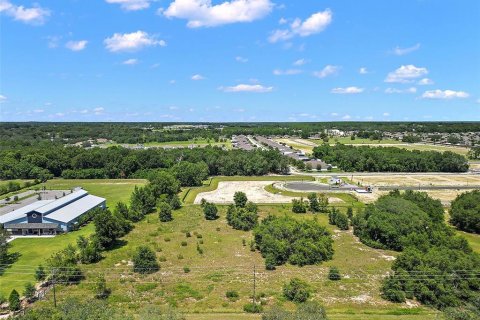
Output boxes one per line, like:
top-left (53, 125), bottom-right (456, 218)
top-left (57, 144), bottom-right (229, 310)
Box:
top-left (0, 189), bottom-right (105, 235)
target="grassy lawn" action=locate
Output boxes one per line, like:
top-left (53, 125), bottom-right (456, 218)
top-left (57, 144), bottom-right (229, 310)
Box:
top-left (39, 204), bottom-right (434, 318)
top-left (456, 230), bottom-right (480, 253)
top-left (181, 176), bottom-right (316, 205)
top-left (0, 179), bottom-right (146, 297)
top-left (42, 179), bottom-right (147, 208)
top-left (309, 138), bottom-right (401, 145)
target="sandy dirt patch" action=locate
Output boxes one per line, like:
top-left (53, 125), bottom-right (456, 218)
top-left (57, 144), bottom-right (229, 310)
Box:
top-left (352, 174), bottom-right (480, 187)
top-left (194, 181), bottom-right (344, 204)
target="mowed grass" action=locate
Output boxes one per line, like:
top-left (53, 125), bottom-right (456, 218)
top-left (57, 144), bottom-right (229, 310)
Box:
top-left (309, 138), bottom-right (402, 145)
top-left (0, 179), bottom-right (146, 297)
top-left (456, 230), bottom-right (480, 253)
top-left (181, 176), bottom-right (316, 205)
top-left (46, 205), bottom-right (434, 319)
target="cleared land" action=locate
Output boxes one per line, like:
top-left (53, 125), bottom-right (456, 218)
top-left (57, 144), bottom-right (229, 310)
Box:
top-left (350, 174), bottom-right (480, 187)
top-left (37, 205), bottom-right (436, 319)
top-left (106, 139), bottom-right (232, 149)
top-left (195, 181), bottom-right (344, 204)
top-left (181, 176), bottom-right (315, 205)
top-left (0, 179), bottom-right (146, 296)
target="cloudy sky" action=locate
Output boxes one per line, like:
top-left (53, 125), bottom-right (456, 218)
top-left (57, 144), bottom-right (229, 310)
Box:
top-left (1, 0), bottom-right (479, 122)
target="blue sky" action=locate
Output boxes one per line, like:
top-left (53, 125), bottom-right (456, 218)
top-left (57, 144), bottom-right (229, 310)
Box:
top-left (1, 0), bottom-right (479, 122)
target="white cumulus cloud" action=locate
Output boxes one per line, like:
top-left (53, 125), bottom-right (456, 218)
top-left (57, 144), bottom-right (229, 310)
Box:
top-left (421, 90), bottom-right (469, 100)
top-left (331, 87), bottom-right (364, 94)
top-left (65, 40), bottom-right (88, 51)
top-left (191, 74), bottom-right (205, 80)
top-left (269, 9), bottom-right (332, 43)
top-left (104, 31), bottom-right (166, 52)
top-left (220, 84), bottom-right (273, 93)
top-left (385, 65), bottom-right (428, 83)
top-left (313, 65), bottom-right (339, 78)
top-left (0, 0), bottom-right (50, 25)
top-left (123, 58), bottom-right (139, 65)
top-left (106, 0), bottom-right (151, 11)
top-left (273, 69), bottom-right (302, 76)
top-left (385, 87), bottom-right (417, 94)
top-left (359, 67), bottom-right (368, 74)
top-left (392, 43), bottom-right (421, 56)
top-left (235, 56), bottom-right (248, 63)
top-left (293, 59), bottom-right (307, 66)
top-left (162, 0), bottom-right (273, 28)
top-left (0, 94), bottom-right (6, 102)
top-left (418, 78), bottom-right (434, 85)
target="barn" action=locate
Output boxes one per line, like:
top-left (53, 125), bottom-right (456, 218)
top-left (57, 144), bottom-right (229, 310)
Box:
top-left (0, 189), bottom-right (106, 235)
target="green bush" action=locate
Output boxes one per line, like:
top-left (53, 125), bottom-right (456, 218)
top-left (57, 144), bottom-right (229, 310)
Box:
top-left (9, 289), bottom-right (20, 311)
top-left (283, 278), bottom-right (311, 303)
top-left (132, 246), bottom-right (159, 274)
top-left (328, 267), bottom-right (341, 281)
top-left (243, 302), bottom-right (263, 313)
top-left (226, 290), bottom-right (239, 301)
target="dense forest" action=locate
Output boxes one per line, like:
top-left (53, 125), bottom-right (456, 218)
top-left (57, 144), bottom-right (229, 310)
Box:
top-left (450, 191), bottom-right (480, 234)
top-left (313, 144), bottom-right (469, 172)
top-left (0, 145), bottom-right (290, 182)
top-left (1, 122), bottom-right (479, 146)
top-left (353, 191), bottom-right (480, 314)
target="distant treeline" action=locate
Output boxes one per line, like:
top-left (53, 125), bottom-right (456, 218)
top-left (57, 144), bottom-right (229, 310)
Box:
top-left (313, 144), bottom-right (469, 172)
top-left (1, 122), bottom-right (479, 146)
top-left (0, 145), bottom-right (290, 182)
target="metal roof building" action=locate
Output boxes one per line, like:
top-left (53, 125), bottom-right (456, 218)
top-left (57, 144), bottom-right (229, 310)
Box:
top-left (1, 189), bottom-right (106, 236)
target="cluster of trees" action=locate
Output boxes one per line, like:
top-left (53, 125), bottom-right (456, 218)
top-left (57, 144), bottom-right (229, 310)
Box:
top-left (313, 144), bottom-right (469, 172)
top-left (253, 215), bottom-right (334, 269)
top-left (2, 122), bottom-right (478, 148)
top-left (468, 146), bottom-right (480, 159)
top-left (352, 191), bottom-right (480, 310)
top-left (292, 193), bottom-right (329, 213)
top-left (201, 200), bottom-right (219, 220)
top-left (450, 190), bottom-right (480, 234)
top-left (226, 192), bottom-right (259, 231)
top-left (0, 145), bottom-right (290, 181)
top-left (328, 208), bottom-right (349, 230)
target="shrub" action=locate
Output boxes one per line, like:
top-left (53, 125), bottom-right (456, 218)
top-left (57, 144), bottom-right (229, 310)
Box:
top-left (203, 202), bottom-right (219, 220)
top-left (170, 194), bottom-right (182, 210)
top-left (23, 283), bottom-right (36, 301)
top-left (254, 215), bottom-right (333, 268)
top-left (283, 278), bottom-right (311, 303)
top-left (181, 241), bottom-right (188, 247)
top-left (132, 246), bottom-right (159, 274)
top-left (234, 191), bottom-right (248, 208)
top-left (243, 302), bottom-right (263, 313)
top-left (226, 204), bottom-right (258, 231)
top-left (158, 201), bottom-right (173, 222)
top-left (450, 190), bottom-right (480, 234)
top-left (9, 289), bottom-right (20, 311)
top-left (226, 290), bottom-right (239, 301)
top-left (183, 266), bottom-right (190, 273)
top-left (35, 265), bottom-right (46, 281)
top-left (328, 267), bottom-right (341, 281)
top-left (334, 211), bottom-right (349, 230)
top-left (292, 198), bottom-right (307, 213)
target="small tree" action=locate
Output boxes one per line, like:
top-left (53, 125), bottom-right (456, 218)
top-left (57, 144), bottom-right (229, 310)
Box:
top-left (93, 273), bottom-right (109, 299)
top-left (203, 202), bottom-right (219, 220)
top-left (158, 201), bottom-right (173, 222)
top-left (328, 267), bottom-right (341, 281)
top-left (292, 198), bottom-right (307, 213)
top-left (233, 192), bottom-right (248, 208)
top-left (23, 283), bottom-right (36, 302)
top-left (328, 207), bottom-right (338, 225)
top-left (347, 207), bottom-right (353, 220)
top-left (283, 278), bottom-right (310, 303)
top-left (133, 246), bottom-right (159, 274)
top-left (308, 193), bottom-right (320, 212)
top-left (335, 212), bottom-right (349, 230)
top-left (9, 289), bottom-right (20, 311)
top-left (318, 194), bottom-right (329, 212)
top-left (170, 195), bottom-right (182, 210)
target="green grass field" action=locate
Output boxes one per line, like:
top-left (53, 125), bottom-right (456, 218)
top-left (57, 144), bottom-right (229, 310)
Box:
top-left (456, 230), bottom-right (480, 253)
top-left (35, 205), bottom-right (435, 319)
top-left (0, 179), bottom-right (146, 297)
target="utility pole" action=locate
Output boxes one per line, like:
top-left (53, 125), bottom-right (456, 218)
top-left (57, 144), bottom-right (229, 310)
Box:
top-left (52, 268), bottom-right (57, 308)
top-left (253, 264), bottom-right (256, 306)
